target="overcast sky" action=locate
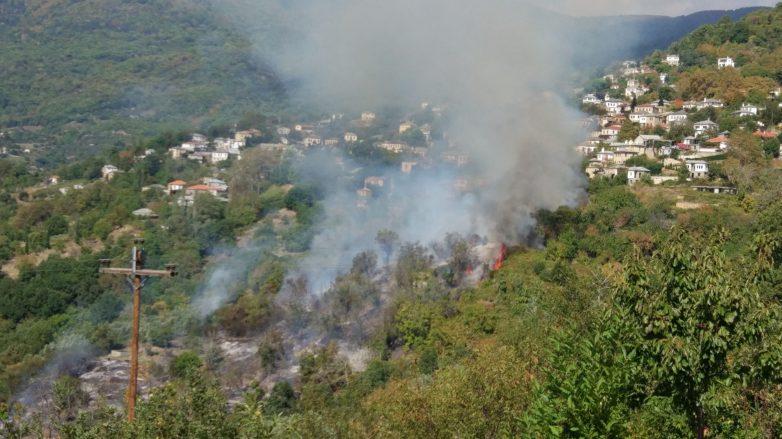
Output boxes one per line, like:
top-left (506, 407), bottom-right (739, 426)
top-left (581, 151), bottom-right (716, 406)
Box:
top-left (532, 0), bottom-right (778, 16)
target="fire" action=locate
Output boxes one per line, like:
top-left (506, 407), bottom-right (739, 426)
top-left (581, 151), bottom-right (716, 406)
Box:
top-left (492, 244), bottom-right (508, 271)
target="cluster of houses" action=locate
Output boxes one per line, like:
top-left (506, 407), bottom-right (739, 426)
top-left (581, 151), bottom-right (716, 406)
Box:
top-left (578, 52), bottom-right (782, 187)
top-left (168, 130), bottom-right (260, 164)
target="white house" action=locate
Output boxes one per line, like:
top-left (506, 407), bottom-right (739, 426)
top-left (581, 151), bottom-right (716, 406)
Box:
top-left (582, 94), bottom-right (602, 105)
top-left (694, 119), bottom-right (719, 136)
top-left (604, 98), bottom-right (626, 114)
top-left (101, 165), bottom-right (121, 181)
top-left (666, 110), bottom-right (688, 125)
top-left (202, 177), bottom-right (228, 193)
top-left (361, 112), bottom-right (377, 123)
top-left (277, 127), bottom-right (291, 136)
top-left (167, 180), bottom-right (186, 195)
top-left (627, 167), bottom-right (651, 185)
top-left (664, 54), bottom-right (680, 66)
top-left (734, 103), bottom-right (760, 118)
top-left (686, 160), bottom-right (709, 179)
top-left (717, 57), bottom-right (735, 69)
top-left (210, 150), bottom-right (229, 163)
top-left (698, 98), bottom-right (724, 110)
top-left (399, 121), bottom-right (415, 133)
top-left (377, 142), bottom-right (407, 153)
top-left (303, 136), bottom-right (322, 147)
top-left (192, 133), bottom-right (207, 142)
top-left (344, 132), bottom-right (358, 143)
top-left (660, 73), bottom-right (668, 84)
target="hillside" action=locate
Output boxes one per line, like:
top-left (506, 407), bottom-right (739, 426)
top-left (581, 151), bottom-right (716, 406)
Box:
top-left (570, 7), bottom-right (766, 68)
top-left (0, 0), bottom-right (287, 162)
top-left (0, 1), bottom-right (766, 164)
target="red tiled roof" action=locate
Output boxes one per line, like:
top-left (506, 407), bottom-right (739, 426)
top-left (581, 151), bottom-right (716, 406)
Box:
top-left (753, 131), bottom-right (777, 139)
top-left (706, 136), bottom-right (728, 144)
top-left (168, 180), bottom-right (187, 185)
top-left (186, 184), bottom-right (211, 191)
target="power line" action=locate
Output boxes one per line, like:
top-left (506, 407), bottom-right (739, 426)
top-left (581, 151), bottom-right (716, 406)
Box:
top-left (98, 238), bottom-right (177, 423)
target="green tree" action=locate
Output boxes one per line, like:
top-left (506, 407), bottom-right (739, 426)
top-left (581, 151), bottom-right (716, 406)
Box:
top-left (618, 120), bottom-right (640, 142)
top-left (615, 229), bottom-right (782, 438)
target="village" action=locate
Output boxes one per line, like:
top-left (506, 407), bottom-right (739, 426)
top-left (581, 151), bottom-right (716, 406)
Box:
top-left (38, 51), bottom-right (782, 223)
top-left (578, 53), bottom-right (782, 191)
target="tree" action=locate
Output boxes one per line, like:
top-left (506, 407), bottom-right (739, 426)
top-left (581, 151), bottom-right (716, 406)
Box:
top-left (618, 120), bottom-right (640, 142)
top-left (615, 229), bottom-right (782, 438)
top-left (375, 229), bottom-right (399, 266)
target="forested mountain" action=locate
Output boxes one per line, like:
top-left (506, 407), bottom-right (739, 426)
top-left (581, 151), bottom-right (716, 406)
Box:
top-left (572, 7), bottom-right (766, 68)
top-left (0, 0), bottom-right (287, 162)
top-left (0, 1), bottom-right (766, 163)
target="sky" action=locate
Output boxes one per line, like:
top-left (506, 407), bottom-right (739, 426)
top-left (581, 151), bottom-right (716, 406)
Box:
top-left (531, 0), bottom-right (778, 16)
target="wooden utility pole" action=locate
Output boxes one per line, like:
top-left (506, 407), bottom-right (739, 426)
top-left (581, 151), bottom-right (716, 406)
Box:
top-left (99, 238), bottom-right (177, 422)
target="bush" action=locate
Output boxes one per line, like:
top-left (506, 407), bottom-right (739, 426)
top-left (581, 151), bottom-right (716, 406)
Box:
top-left (169, 351), bottom-right (203, 379)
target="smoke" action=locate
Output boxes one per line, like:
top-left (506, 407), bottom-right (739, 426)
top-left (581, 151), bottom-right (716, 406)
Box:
top-left (262, 0), bottom-right (583, 239)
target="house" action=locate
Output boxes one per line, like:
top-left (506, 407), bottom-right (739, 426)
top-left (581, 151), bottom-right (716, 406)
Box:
top-left (361, 112), bottom-right (376, 123)
top-left (577, 144), bottom-right (597, 155)
top-left (377, 142), bottom-right (407, 153)
top-left (294, 124), bottom-right (315, 132)
top-left (344, 132), bottom-right (358, 143)
top-left (235, 129), bottom-right (261, 142)
top-left (628, 113), bottom-right (662, 128)
top-left (401, 161), bottom-right (417, 174)
top-left (625, 84), bottom-right (648, 98)
top-left (683, 100), bottom-right (699, 110)
top-left (666, 110), bottom-right (688, 125)
top-left (303, 136), bottom-right (322, 147)
top-left (399, 122), bottom-right (415, 134)
top-left (47, 175), bottom-right (60, 185)
top-left (324, 138), bottom-right (339, 146)
top-left (664, 54), bottom-right (680, 66)
top-left (101, 165), bottom-right (120, 181)
top-left (698, 98), bottom-right (724, 110)
top-left (734, 103), bottom-right (760, 118)
top-left (277, 127), bottom-right (292, 136)
top-left (686, 160), bottom-right (709, 179)
top-left (364, 176), bottom-right (385, 187)
top-left (705, 135), bottom-right (730, 150)
top-left (132, 208), bottom-right (158, 219)
top-left (186, 184), bottom-right (219, 197)
top-left (585, 159), bottom-right (605, 179)
top-left (188, 151), bottom-right (210, 163)
top-left (192, 133), bottom-right (207, 142)
top-left (660, 73), bottom-right (668, 84)
top-left (167, 180), bottom-right (187, 195)
top-left (210, 150), bottom-right (229, 163)
top-left (635, 104), bottom-right (657, 114)
top-left (582, 94), bottom-right (602, 105)
top-left (596, 148), bottom-right (615, 163)
top-left (633, 134), bottom-right (664, 147)
top-left (717, 57), bottom-right (735, 69)
top-left (627, 167), bottom-right (651, 185)
top-left (202, 177), bottom-right (228, 193)
top-left (694, 119), bottom-right (719, 136)
top-left (613, 148), bottom-right (639, 165)
top-left (604, 98), bottom-right (626, 114)
top-left (600, 125), bottom-right (622, 139)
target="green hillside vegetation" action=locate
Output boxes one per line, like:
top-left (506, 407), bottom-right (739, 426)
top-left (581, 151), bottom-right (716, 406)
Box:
top-left (0, 0), bottom-right (286, 162)
top-left (644, 4), bottom-right (782, 104)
